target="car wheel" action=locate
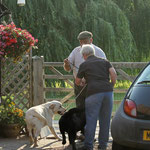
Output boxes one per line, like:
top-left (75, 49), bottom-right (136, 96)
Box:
top-left (112, 141), bottom-right (127, 150)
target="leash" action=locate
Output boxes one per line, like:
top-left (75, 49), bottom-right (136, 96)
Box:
top-left (65, 59), bottom-right (87, 109)
top-left (74, 84), bottom-right (87, 100)
top-left (68, 60), bottom-right (79, 69)
top-left (67, 59), bottom-right (87, 99)
top-left (66, 84), bottom-right (87, 110)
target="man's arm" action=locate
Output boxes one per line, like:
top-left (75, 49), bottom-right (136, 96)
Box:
top-left (109, 67), bottom-right (117, 86)
top-left (63, 58), bottom-right (71, 72)
top-left (94, 45), bottom-right (107, 59)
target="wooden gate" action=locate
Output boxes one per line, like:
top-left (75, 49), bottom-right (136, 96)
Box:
top-left (1, 52), bottom-right (33, 111)
top-left (1, 54), bottom-right (148, 113)
top-left (32, 56), bottom-right (148, 112)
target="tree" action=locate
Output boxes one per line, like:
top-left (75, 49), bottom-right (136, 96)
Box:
top-left (113, 0), bottom-right (150, 61)
top-left (2, 0), bottom-right (150, 61)
top-left (77, 0), bottom-right (137, 61)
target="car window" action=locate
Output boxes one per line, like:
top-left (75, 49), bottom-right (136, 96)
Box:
top-left (134, 64), bottom-right (150, 85)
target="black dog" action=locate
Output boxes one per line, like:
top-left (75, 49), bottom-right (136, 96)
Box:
top-left (59, 108), bottom-right (86, 150)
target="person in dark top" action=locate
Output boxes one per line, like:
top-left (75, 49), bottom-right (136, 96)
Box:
top-left (75, 44), bottom-right (117, 150)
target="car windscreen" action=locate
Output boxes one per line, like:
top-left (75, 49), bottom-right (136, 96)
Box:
top-left (134, 64), bottom-right (150, 85)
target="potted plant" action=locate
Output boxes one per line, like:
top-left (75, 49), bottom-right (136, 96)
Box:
top-left (0, 22), bottom-right (38, 62)
top-left (0, 98), bottom-right (26, 138)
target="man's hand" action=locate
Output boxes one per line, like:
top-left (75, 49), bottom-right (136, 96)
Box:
top-left (76, 77), bottom-right (86, 86)
top-left (80, 78), bottom-right (86, 86)
top-left (64, 58), bottom-right (69, 64)
top-left (63, 58), bottom-right (71, 72)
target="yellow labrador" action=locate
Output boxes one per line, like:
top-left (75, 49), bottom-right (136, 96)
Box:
top-left (25, 100), bottom-right (66, 146)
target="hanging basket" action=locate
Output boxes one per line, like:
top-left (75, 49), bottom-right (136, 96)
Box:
top-left (0, 22), bottom-right (38, 61)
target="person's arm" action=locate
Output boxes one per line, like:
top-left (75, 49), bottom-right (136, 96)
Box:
top-left (94, 45), bottom-right (107, 59)
top-left (75, 77), bottom-right (82, 86)
top-left (109, 67), bottom-right (117, 86)
top-left (75, 63), bottom-right (85, 86)
top-left (63, 49), bottom-right (75, 72)
top-left (63, 58), bottom-right (71, 72)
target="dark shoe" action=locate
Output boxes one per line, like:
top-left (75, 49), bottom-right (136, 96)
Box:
top-left (94, 138), bottom-right (97, 142)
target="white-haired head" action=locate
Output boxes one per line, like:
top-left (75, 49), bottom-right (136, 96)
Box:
top-left (80, 44), bottom-right (95, 58)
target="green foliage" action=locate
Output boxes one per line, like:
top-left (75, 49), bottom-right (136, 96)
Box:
top-left (2, 0), bottom-right (150, 62)
top-left (115, 80), bottom-right (131, 89)
top-left (0, 98), bottom-right (25, 126)
top-left (79, 0), bottom-right (137, 61)
top-left (113, 0), bottom-right (150, 61)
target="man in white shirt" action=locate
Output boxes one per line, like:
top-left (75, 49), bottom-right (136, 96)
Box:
top-left (64, 31), bottom-right (106, 110)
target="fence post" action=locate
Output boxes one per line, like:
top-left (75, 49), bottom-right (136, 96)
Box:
top-left (32, 56), bottom-right (44, 106)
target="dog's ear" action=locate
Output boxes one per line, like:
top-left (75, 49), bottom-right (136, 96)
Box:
top-left (49, 104), bottom-right (55, 110)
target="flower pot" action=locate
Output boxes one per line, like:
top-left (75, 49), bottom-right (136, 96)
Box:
top-left (0, 124), bottom-right (21, 138)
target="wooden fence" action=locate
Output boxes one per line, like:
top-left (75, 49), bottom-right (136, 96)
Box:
top-left (1, 54), bottom-right (148, 113)
top-left (32, 56), bottom-right (148, 111)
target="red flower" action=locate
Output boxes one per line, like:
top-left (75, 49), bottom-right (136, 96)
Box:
top-left (6, 42), bottom-right (12, 46)
top-left (9, 39), bottom-right (17, 43)
top-left (0, 22), bottom-right (38, 60)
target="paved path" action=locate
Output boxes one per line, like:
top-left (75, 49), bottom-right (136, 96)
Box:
top-left (0, 121), bottom-right (112, 150)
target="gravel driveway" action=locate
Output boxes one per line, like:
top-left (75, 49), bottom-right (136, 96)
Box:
top-left (0, 121), bottom-right (112, 150)
top-left (0, 135), bottom-right (112, 150)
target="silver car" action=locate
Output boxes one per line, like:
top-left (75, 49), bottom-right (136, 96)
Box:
top-left (111, 63), bottom-right (150, 150)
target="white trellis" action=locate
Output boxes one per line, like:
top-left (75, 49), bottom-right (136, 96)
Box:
top-left (1, 53), bottom-right (33, 111)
